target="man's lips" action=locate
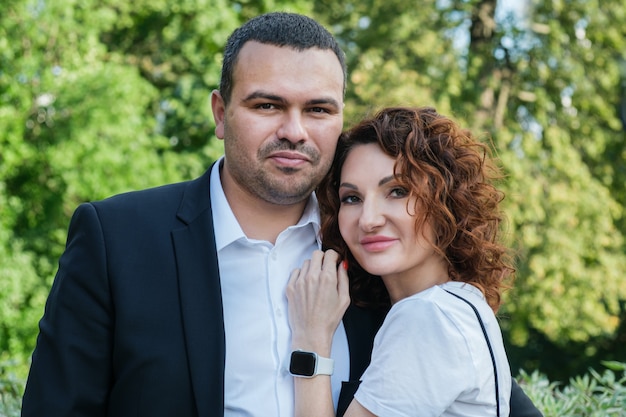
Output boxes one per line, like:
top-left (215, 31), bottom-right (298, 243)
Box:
top-left (269, 151), bottom-right (311, 167)
top-left (360, 236), bottom-right (397, 252)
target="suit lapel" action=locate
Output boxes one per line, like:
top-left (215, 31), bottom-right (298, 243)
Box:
top-left (172, 166), bottom-right (225, 416)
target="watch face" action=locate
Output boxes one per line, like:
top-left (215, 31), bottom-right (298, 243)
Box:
top-left (289, 351), bottom-right (316, 376)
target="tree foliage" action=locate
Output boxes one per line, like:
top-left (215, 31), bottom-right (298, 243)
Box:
top-left (1, 0), bottom-right (625, 382)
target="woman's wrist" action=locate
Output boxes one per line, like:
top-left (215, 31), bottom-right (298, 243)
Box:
top-left (291, 335), bottom-right (333, 357)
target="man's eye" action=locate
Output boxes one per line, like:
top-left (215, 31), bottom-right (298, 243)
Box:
top-left (309, 107), bottom-right (329, 114)
top-left (257, 103), bottom-right (276, 110)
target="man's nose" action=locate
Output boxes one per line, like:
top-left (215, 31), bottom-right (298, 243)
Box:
top-left (276, 111), bottom-right (306, 143)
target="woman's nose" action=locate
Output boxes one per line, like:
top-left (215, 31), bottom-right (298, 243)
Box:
top-left (359, 199), bottom-right (385, 231)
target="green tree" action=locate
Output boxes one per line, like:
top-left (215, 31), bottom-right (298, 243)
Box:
top-left (312, 0), bottom-right (626, 380)
top-left (0, 0), bottom-right (314, 380)
top-left (0, 0), bottom-right (227, 376)
top-left (466, 0), bottom-right (626, 380)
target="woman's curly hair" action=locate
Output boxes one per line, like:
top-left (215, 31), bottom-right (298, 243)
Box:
top-left (317, 107), bottom-right (515, 312)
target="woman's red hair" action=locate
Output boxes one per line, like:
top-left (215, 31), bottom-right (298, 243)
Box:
top-left (317, 107), bottom-right (514, 312)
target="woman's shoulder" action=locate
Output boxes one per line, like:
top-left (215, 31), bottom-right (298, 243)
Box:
top-left (382, 285), bottom-right (465, 334)
top-left (391, 282), bottom-right (483, 312)
top-left (384, 282), bottom-right (494, 335)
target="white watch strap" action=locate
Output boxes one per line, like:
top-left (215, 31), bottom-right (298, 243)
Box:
top-left (315, 354), bottom-right (334, 376)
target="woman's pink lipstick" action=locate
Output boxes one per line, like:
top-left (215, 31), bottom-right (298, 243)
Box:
top-left (360, 236), bottom-right (397, 252)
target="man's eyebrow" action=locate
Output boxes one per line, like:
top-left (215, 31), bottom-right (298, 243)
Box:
top-left (306, 98), bottom-right (341, 109)
top-left (241, 91), bottom-right (340, 109)
top-left (242, 91), bottom-right (285, 103)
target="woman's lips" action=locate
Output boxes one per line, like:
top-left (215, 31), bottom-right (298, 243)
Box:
top-left (360, 236), bottom-right (397, 252)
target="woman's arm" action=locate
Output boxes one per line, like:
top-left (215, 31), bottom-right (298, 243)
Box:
top-left (344, 399), bottom-right (377, 417)
top-left (286, 249), bottom-right (350, 417)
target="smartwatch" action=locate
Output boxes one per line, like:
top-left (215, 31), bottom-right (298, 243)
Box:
top-left (289, 350), bottom-right (334, 378)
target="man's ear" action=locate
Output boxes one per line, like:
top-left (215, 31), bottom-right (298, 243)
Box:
top-left (211, 90), bottom-right (226, 140)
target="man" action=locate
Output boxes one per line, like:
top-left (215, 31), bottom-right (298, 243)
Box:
top-left (22, 12), bottom-right (541, 417)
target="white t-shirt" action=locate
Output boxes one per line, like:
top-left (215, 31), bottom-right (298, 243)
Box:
top-left (354, 281), bottom-right (511, 417)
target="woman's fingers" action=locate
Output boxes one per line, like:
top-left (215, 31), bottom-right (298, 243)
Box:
top-left (287, 249), bottom-right (351, 351)
top-left (337, 259), bottom-right (350, 308)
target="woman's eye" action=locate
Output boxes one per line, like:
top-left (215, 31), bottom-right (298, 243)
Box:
top-left (390, 187), bottom-right (408, 198)
top-left (340, 195), bottom-right (360, 204)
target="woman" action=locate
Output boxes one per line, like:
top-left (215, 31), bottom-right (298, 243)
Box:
top-left (287, 106), bottom-right (515, 416)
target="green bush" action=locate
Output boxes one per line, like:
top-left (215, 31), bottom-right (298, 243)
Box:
top-left (0, 362), bottom-right (22, 417)
top-left (1, 361), bottom-right (625, 416)
top-left (519, 361), bottom-right (626, 417)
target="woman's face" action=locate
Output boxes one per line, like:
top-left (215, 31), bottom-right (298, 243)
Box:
top-left (337, 143), bottom-right (447, 300)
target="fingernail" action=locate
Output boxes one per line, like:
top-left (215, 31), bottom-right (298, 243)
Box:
top-left (342, 260), bottom-right (348, 270)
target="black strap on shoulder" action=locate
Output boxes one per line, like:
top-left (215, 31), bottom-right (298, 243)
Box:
top-left (444, 289), bottom-right (500, 417)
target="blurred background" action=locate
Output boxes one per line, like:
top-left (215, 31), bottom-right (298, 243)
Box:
top-left (1, 0), bottom-right (625, 389)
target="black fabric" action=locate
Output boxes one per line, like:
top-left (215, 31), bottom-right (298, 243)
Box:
top-left (510, 379), bottom-right (544, 417)
top-left (337, 304), bottom-right (387, 416)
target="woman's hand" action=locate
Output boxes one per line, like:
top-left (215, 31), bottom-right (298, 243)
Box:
top-left (286, 249), bottom-right (350, 354)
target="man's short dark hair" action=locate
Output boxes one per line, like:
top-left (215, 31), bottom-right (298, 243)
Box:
top-left (219, 12), bottom-right (346, 104)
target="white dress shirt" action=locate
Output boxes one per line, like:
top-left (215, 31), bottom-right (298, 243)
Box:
top-left (210, 159), bottom-right (350, 417)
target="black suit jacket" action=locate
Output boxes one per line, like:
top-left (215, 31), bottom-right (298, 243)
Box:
top-left (22, 165), bottom-right (540, 417)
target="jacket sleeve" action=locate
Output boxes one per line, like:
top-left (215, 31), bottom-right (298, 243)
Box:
top-left (509, 378), bottom-right (543, 417)
top-left (21, 203), bottom-right (113, 417)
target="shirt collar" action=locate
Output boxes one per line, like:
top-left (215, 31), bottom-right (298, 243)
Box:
top-left (210, 157), bottom-right (321, 251)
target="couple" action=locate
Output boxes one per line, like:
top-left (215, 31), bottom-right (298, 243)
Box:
top-left (21, 11), bottom-right (541, 417)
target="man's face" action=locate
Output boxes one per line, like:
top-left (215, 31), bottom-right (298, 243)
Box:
top-left (212, 41), bottom-right (344, 206)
